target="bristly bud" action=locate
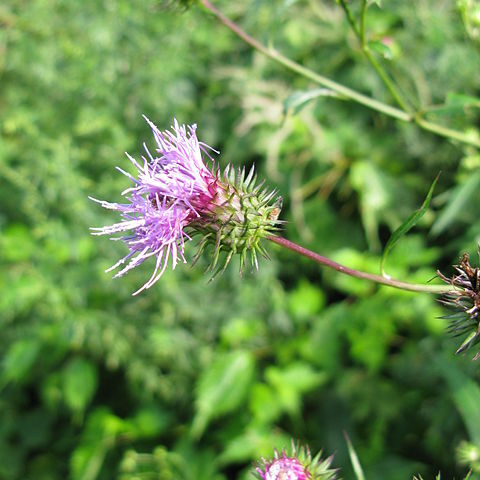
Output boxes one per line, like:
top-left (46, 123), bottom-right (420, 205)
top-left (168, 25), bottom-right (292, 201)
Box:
top-left (254, 441), bottom-right (338, 480)
top-left (191, 165), bottom-right (282, 277)
top-left (438, 249), bottom-right (480, 359)
top-left (90, 116), bottom-right (281, 294)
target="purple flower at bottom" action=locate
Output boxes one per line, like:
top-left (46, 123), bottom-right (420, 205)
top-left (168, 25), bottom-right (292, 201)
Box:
top-left (257, 451), bottom-right (310, 480)
top-left (90, 116), bottom-right (281, 294)
top-left (255, 443), bottom-right (337, 480)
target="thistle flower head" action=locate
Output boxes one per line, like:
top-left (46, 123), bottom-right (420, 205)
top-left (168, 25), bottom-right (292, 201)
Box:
top-left (438, 250), bottom-right (480, 359)
top-left (90, 116), bottom-right (281, 294)
top-left (255, 442), bottom-right (338, 480)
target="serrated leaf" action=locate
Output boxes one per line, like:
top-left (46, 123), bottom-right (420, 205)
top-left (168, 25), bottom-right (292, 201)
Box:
top-left (191, 350), bottom-right (255, 438)
top-left (381, 173), bottom-right (439, 275)
top-left (283, 88), bottom-right (342, 116)
top-left (368, 40), bottom-right (393, 60)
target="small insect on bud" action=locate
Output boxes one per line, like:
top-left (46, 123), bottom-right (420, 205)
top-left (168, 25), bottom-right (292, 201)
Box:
top-left (438, 249), bottom-right (480, 359)
top-left (90, 117), bottom-right (281, 294)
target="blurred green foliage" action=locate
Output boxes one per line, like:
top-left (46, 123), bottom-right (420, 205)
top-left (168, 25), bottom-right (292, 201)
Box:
top-left (1, 0), bottom-right (480, 479)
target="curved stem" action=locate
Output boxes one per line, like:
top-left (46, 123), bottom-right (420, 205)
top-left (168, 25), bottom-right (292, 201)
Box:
top-left (339, 0), bottom-right (412, 113)
top-left (200, 0), bottom-right (480, 149)
top-left (267, 235), bottom-right (451, 294)
top-left (200, 0), bottom-right (410, 121)
top-left (359, 0), bottom-right (367, 45)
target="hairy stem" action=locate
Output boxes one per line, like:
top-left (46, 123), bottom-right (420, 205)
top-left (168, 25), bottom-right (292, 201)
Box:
top-left (200, 0), bottom-right (480, 148)
top-left (267, 235), bottom-right (451, 294)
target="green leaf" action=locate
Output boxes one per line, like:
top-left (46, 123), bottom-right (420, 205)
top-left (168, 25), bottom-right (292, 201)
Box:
top-left (446, 92), bottom-right (480, 109)
top-left (1, 224), bottom-right (36, 262)
top-left (350, 161), bottom-right (402, 252)
top-left (265, 363), bottom-right (325, 417)
top-left (2, 338), bottom-right (41, 384)
top-left (431, 171), bottom-right (480, 236)
top-left (62, 358), bottom-right (98, 414)
top-left (288, 279), bottom-right (325, 321)
top-left (131, 407), bottom-right (170, 437)
top-left (71, 408), bottom-right (130, 480)
top-left (436, 357), bottom-right (480, 447)
top-left (368, 40), bottom-right (393, 60)
top-left (250, 383), bottom-right (282, 425)
top-left (381, 173), bottom-right (440, 275)
top-left (283, 88), bottom-right (342, 116)
top-left (425, 92), bottom-right (480, 116)
top-left (191, 350), bottom-right (255, 438)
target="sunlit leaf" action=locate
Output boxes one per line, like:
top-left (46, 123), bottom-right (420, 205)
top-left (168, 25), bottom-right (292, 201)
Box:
top-left (192, 350), bottom-right (255, 438)
top-left (62, 358), bottom-right (98, 414)
top-left (265, 363), bottom-right (325, 416)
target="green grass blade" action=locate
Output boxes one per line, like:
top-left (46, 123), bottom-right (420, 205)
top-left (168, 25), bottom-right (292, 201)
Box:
top-left (344, 432), bottom-right (366, 480)
top-left (381, 173), bottom-right (440, 276)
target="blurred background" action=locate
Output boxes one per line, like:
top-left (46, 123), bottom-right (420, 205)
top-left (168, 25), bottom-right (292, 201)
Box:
top-left (2, 0), bottom-right (480, 478)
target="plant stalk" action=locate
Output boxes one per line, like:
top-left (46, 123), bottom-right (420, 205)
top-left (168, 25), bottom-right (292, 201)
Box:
top-left (200, 0), bottom-right (480, 148)
top-left (267, 235), bottom-right (452, 294)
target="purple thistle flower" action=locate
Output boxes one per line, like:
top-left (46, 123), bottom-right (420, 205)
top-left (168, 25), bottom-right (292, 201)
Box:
top-left (255, 443), bottom-right (337, 480)
top-left (257, 450), bottom-right (310, 480)
top-left (90, 116), bottom-right (218, 295)
top-left (90, 116), bottom-right (281, 294)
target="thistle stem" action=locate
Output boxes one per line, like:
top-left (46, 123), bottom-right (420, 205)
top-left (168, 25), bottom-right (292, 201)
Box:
top-left (200, 0), bottom-right (480, 149)
top-left (267, 235), bottom-right (452, 294)
top-left (338, 0), bottom-right (412, 113)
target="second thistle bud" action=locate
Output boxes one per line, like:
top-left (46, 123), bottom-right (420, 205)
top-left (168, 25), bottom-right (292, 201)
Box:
top-left (439, 250), bottom-right (480, 359)
top-left (255, 442), bottom-right (338, 480)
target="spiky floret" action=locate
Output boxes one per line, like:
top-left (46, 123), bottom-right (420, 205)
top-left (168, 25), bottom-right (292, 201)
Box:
top-left (438, 250), bottom-right (480, 359)
top-left (90, 116), bottom-right (281, 293)
top-left (255, 442), bottom-right (338, 480)
top-left (192, 164), bottom-right (282, 276)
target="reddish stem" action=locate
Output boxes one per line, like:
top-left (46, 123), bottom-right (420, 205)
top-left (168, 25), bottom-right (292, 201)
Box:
top-left (267, 235), bottom-right (451, 294)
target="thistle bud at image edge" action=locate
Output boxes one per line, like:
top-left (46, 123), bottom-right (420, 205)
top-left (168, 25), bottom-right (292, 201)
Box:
top-left (438, 249), bottom-right (480, 360)
top-left (90, 116), bottom-right (282, 294)
top-left (254, 442), bottom-right (338, 480)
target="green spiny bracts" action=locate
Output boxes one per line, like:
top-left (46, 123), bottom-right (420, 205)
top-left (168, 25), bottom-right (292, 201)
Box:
top-left (190, 165), bottom-right (282, 276)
